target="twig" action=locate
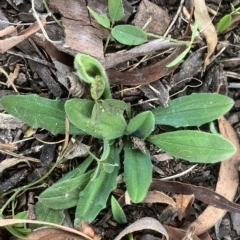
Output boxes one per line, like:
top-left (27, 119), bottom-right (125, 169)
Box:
top-left (7, 50), bottom-right (55, 68)
top-left (163, 0), bottom-right (185, 37)
top-left (31, 0), bottom-right (62, 43)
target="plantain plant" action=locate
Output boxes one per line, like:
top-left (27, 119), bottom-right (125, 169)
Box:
top-left (0, 53), bottom-right (236, 227)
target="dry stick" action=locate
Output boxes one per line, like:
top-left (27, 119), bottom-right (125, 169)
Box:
top-left (7, 50), bottom-right (55, 68)
top-left (0, 20), bottom-right (59, 26)
top-left (31, 0), bottom-right (62, 44)
top-left (163, 0), bottom-right (185, 37)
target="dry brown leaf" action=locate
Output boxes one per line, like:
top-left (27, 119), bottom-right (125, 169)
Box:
top-left (108, 46), bottom-right (186, 85)
top-left (0, 158), bottom-right (30, 175)
top-left (0, 19), bottom-right (46, 53)
top-left (0, 219), bottom-right (92, 240)
top-left (0, 113), bottom-right (24, 130)
top-left (8, 64), bottom-right (20, 88)
top-left (151, 179), bottom-right (240, 213)
top-left (164, 225), bottom-right (200, 240)
top-left (114, 217), bottom-right (169, 240)
top-left (0, 26), bottom-right (16, 37)
top-left (199, 231), bottom-right (213, 240)
top-left (194, 0), bottom-right (217, 69)
top-left (16, 228), bottom-right (87, 240)
top-left (190, 116), bottom-right (240, 235)
top-left (175, 194), bottom-right (194, 221)
top-left (143, 190), bottom-right (176, 207)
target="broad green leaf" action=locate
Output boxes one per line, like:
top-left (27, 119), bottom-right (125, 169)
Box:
top-left (217, 14), bottom-right (232, 32)
top-left (111, 196), bottom-right (127, 224)
top-left (152, 93), bottom-right (234, 127)
top-left (74, 53), bottom-right (111, 99)
top-left (125, 111), bottom-right (155, 139)
top-left (111, 25), bottom-right (148, 46)
top-left (124, 139), bottom-right (152, 203)
top-left (147, 130), bottom-right (236, 163)
top-left (108, 0), bottom-right (124, 21)
top-left (166, 47), bottom-right (190, 67)
top-left (90, 75), bottom-right (105, 100)
top-left (0, 95), bottom-right (83, 135)
top-left (87, 6), bottom-right (110, 28)
top-left (65, 99), bottom-right (127, 140)
top-left (102, 99), bottom-right (127, 115)
top-left (74, 144), bottom-right (120, 225)
top-left (38, 171), bottom-right (93, 210)
top-left (34, 202), bottom-right (64, 225)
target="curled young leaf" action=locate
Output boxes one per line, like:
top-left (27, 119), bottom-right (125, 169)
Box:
top-left (74, 53), bottom-right (111, 99)
top-left (90, 75), bottom-right (105, 100)
top-left (125, 111), bottom-right (155, 139)
top-left (147, 130), bottom-right (236, 163)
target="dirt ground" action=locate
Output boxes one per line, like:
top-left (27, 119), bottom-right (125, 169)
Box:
top-left (0, 0), bottom-right (240, 239)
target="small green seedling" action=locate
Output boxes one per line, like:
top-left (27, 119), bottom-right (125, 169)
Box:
top-left (0, 53), bottom-right (236, 229)
top-left (3, 211), bottom-right (31, 239)
top-left (88, 0), bottom-right (198, 66)
top-left (111, 196), bottom-right (127, 224)
top-left (217, 3), bottom-right (240, 32)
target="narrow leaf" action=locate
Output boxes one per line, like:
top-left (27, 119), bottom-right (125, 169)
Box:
top-left (111, 25), bottom-right (147, 46)
top-left (152, 93), bottom-right (234, 127)
top-left (217, 14), bottom-right (232, 32)
top-left (0, 95), bottom-right (83, 135)
top-left (57, 155), bottom-right (94, 183)
top-left (74, 144), bottom-right (120, 225)
top-left (190, 19), bottom-right (199, 43)
top-left (108, 0), bottom-right (124, 21)
top-left (166, 47), bottom-right (190, 67)
top-left (74, 53), bottom-right (111, 99)
top-left (124, 139), bottom-right (152, 203)
top-left (111, 196), bottom-right (127, 224)
top-left (147, 130), bottom-right (236, 163)
top-left (87, 7), bottom-right (110, 28)
top-left (125, 111), bottom-right (155, 139)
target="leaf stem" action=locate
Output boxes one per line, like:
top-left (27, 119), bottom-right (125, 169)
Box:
top-left (146, 32), bottom-right (187, 45)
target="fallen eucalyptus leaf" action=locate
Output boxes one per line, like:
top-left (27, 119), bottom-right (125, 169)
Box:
top-left (114, 217), bottom-right (169, 240)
